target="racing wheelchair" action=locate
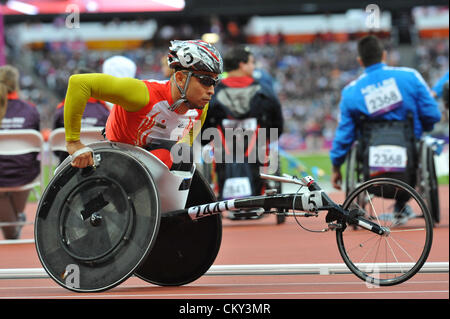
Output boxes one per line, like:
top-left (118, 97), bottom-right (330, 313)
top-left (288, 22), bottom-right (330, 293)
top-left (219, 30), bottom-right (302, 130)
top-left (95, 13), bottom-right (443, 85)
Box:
top-left (344, 116), bottom-right (441, 225)
top-left (34, 140), bottom-right (433, 292)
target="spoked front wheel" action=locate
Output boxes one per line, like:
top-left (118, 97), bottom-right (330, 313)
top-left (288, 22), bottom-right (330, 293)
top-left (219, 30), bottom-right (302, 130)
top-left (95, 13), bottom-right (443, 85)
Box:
top-left (336, 178), bottom-right (433, 286)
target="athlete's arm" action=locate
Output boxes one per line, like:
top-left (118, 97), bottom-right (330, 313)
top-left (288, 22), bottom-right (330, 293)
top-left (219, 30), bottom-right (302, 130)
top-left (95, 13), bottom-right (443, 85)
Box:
top-left (64, 73), bottom-right (149, 141)
top-left (64, 73), bottom-right (150, 167)
top-left (329, 95), bottom-right (356, 168)
top-left (329, 93), bottom-right (358, 190)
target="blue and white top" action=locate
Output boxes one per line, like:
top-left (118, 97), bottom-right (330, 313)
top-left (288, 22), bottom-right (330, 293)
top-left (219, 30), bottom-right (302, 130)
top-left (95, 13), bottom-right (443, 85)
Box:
top-left (330, 62), bottom-right (441, 167)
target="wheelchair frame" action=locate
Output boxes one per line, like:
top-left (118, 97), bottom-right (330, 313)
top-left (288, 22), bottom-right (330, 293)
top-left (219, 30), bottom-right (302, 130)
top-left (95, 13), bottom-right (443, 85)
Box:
top-left (343, 119), bottom-right (441, 225)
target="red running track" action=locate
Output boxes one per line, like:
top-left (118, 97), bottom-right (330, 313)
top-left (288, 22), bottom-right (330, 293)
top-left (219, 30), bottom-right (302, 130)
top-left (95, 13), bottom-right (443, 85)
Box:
top-left (0, 186), bottom-right (448, 301)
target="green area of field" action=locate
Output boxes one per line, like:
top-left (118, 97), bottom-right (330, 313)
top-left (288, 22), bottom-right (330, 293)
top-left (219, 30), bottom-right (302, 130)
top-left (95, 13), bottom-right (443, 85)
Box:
top-left (280, 152), bottom-right (449, 185)
top-left (280, 152), bottom-right (333, 180)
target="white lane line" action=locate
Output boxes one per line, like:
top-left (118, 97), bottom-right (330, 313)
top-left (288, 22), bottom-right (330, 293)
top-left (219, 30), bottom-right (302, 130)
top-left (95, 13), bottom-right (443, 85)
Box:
top-left (1, 262), bottom-right (448, 279)
top-left (0, 280), bottom-right (448, 290)
top-left (0, 290), bottom-right (448, 299)
top-left (0, 279), bottom-right (449, 290)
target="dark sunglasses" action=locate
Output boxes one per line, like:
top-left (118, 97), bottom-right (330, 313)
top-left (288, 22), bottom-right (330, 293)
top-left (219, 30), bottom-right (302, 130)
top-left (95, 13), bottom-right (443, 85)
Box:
top-left (185, 72), bottom-right (220, 87)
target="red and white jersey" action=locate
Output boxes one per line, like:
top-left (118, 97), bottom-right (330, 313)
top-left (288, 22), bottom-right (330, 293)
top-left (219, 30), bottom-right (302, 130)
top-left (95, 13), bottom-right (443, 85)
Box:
top-left (105, 80), bottom-right (204, 147)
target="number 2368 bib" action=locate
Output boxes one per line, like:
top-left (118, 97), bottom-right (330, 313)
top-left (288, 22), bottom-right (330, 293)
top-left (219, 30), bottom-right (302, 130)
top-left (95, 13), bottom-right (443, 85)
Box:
top-left (363, 78), bottom-right (403, 116)
top-left (369, 145), bottom-right (407, 173)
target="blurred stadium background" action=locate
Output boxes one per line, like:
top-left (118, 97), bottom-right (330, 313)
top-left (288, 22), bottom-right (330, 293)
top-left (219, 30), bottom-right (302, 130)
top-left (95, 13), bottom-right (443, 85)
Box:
top-left (0, 0), bottom-right (448, 181)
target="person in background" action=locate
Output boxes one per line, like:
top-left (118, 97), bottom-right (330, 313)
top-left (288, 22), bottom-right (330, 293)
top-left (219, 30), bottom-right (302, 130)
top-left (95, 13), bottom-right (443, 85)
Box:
top-left (102, 55), bottom-right (137, 79)
top-left (442, 80), bottom-right (449, 110)
top-left (203, 45), bottom-right (283, 219)
top-left (102, 55), bottom-right (138, 110)
top-left (0, 65), bottom-right (41, 239)
top-left (53, 67), bottom-right (110, 163)
top-left (431, 70), bottom-right (449, 100)
top-left (252, 67), bottom-right (276, 94)
top-left (330, 35), bottom-right (441, 225)
top-left (432, 71), bottom-right (449, 117)
top-left (160, 55), bottom-right (175, 79)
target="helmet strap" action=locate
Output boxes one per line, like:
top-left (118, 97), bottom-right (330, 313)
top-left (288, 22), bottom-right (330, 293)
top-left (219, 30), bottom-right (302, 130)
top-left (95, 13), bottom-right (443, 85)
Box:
top-left (169, 71), bottom-right (194, 111)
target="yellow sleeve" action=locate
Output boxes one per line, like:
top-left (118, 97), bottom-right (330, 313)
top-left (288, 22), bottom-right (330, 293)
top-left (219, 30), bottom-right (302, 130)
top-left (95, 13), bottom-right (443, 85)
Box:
top-left (64, 73), bottom-right (149, 141)
top-left (179, 103), bottom-right (209, 146)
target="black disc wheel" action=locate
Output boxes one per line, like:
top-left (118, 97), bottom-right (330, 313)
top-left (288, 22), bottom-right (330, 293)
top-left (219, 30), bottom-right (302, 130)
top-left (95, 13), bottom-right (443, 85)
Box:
top-left (35, 148), bottom-right (161, 292)
top-left (135, 169), bottom-right (222, 286)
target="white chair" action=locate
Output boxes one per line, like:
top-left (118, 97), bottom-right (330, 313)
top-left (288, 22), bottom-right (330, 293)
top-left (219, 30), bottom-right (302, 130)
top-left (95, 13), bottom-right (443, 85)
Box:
top-left (48, 127), bottom-right (105, 179)
top-left (0, 129), bottom-right (45, 196)
top-left (0, 129), bottom-right (45, 240)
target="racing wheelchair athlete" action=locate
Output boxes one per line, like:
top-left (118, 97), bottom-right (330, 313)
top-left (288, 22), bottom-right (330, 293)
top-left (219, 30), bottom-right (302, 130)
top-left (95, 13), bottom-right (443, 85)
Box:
top-left (33, 38), bottom-right (434, 292)
top-left (330, 35), bottom-right (442, 226)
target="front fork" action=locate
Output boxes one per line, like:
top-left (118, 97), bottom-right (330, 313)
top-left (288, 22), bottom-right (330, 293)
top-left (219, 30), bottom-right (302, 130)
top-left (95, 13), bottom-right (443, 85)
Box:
top-left (302, 177), bottom-right (389, 236)
top-left (327, 204), bottom-right (389, 236)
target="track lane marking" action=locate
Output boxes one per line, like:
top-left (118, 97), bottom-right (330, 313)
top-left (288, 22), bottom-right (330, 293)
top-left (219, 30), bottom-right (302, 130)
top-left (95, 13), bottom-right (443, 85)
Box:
top-left (0, 290), bottom-right (448, 299)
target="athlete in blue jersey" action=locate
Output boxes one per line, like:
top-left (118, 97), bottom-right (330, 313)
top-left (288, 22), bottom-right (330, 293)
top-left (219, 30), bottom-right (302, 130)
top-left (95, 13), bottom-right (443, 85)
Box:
top-left (330, 35), bottom-right (441, 224)
top-left (432, 70), bottom-right (449, 99)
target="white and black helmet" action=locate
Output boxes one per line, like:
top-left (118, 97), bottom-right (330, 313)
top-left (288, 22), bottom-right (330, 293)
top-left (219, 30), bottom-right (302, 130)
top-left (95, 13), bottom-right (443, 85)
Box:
top-left (168, 40), bottom-right (223, 74)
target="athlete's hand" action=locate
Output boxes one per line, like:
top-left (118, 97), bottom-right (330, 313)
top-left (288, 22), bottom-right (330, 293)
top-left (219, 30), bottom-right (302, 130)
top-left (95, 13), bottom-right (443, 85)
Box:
top-left (331, 166), bottom-right (342, 190)
top-left (66, 140), bottom-right (94, 168)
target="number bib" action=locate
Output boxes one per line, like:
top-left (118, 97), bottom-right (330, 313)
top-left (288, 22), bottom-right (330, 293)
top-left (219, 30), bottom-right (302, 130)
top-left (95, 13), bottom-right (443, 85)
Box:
top-left (369, 145), bottom-right (407, 173)
top-left (363, 78), bottom-right (403, 116)
top-left (222, 118), bottom-right (257, 130)
top-left (222, 177), bottom-right (252, 199)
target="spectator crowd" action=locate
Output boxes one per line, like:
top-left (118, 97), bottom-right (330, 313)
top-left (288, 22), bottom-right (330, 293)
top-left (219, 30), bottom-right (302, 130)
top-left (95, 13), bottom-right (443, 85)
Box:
top-left (4, 21), bottom-right (449, 151)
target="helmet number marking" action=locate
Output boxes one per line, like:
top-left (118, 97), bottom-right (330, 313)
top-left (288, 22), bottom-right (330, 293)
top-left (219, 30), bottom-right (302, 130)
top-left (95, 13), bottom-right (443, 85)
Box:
top-left (182, 47), bottom-right (194, 65)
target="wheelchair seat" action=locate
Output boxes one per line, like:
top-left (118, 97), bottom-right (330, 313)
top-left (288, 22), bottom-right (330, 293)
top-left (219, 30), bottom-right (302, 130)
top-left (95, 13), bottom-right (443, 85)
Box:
top-left (344, 115), bottom-right (440, 224)
top-left (358, 116), bottom-right (417, 195)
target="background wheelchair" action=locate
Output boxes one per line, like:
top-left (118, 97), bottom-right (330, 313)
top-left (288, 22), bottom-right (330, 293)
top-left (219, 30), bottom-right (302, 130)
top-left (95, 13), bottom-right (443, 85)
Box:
top-left (201, 118), bottom-right (285, 224)
top-left (344, 116), bottom-right (441, 225)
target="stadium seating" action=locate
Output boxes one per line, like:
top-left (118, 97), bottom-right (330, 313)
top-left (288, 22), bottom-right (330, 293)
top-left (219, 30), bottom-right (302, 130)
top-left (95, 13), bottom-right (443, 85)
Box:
top-left (0, 130), bottom-right (45, 242)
